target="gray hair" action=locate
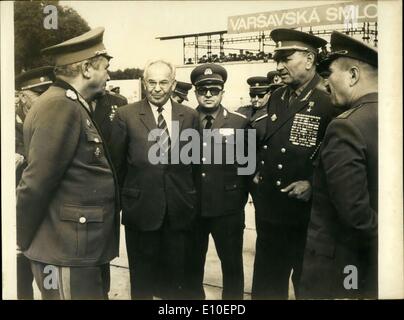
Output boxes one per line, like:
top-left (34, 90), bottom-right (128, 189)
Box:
top-left (143, 59), bottom-right (176, 81)
top-left (54, 55), bottom-right (107, 78)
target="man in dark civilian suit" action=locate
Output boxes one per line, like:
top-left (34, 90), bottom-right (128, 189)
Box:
top-left (110, 60), bottom-right (199, 299)
top-left (251, 28), bottom-right (339, 299)
top-left (300, 31), bottom-right (378, 299)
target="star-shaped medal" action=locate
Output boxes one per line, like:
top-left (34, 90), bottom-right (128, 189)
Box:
top-left (271, 114), bottom-right (277, 122)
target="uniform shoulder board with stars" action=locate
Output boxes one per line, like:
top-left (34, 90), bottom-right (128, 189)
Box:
top-left (253, 113), bottom-right (268, 122)
top-left (66, 89), bottom-right (77, 100)
top-left (229, 110), bottom-right (247, 119)
top-left (336, 106), bottom-right (361, 119)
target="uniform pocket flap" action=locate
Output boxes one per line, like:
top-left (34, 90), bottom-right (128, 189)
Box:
top-left (60, 204), bottom-right (104, 223)
top-left (122, 188), bottom-right (141, 198)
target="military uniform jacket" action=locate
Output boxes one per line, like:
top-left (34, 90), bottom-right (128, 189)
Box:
top-left (196, 106), bottom-right (249, 217)
top-left (93, 92), bottom-right (128, 147)
top-left (236, 105), bottom-right (267, 123)
top-left (110, 99), bottom-right (199, 231)
top-left (304, 93), bottom-right (378, 291)
top-left (253, 74), bottom-right (338, 225)
top-left (16, 80), bottom-right (120, 267)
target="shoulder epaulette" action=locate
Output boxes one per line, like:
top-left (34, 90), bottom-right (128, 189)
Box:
top-left (337, 106), bottom-right (361, 119)
top-left (253, 113), bottom-right (268, 122)
top-left (229, 110), bottom-right (247, 119)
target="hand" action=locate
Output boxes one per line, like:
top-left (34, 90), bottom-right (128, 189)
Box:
top-left (281, 180), bottom-right (312, 202)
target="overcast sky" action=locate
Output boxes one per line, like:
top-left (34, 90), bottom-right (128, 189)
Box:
top-left (60, 0), bottom-right (335, 70)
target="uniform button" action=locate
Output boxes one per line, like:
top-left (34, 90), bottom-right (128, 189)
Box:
top-left (263, 145), bottom-right (268, 150)
top-left (79, 216), bottom-right (86, 224)
top-left (281, 148), bottom-right (286, 153)
top-left (202, 157), bottom-right (206, 162)
top-left (202, 173), bottom-right (206, 178)
top-left (259, 176), bottom-right (263, 181)
top-left (261, 160), bottom-right (265, 165)
top-left (278, 164), bottom-right (283, 169)
top-left (203, 142), bottom-right (207, 147)
top-left (276, 180), bottom-right (281, 186)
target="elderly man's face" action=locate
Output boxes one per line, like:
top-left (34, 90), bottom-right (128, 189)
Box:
top-left (144, 63), bottom-right (175, 107)
top-left (326, 59), bottom-right (352, 107)
top-left (89, 56), bottom-right (110, 98)
top-left (276, 51), bottom-right (313, 87)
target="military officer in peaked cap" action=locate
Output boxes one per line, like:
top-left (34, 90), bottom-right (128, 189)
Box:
top-left (186, 63), bottom-right (249, 299)
top-left (16, 27), bottom-right (120, 300)
top-left (171, 81), bottom-right (192, 104)
top-left (300, 32), bottom-right (378, 299)
top-left (14, 66), bottom-right (55, 300)
top-left (251, 28), bottom-right (339, 299)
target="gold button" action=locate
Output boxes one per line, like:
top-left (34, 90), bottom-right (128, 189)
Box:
top-left (79, 217), bottom-right (86, 224)
top-left (261, 160), bottom-right (265, 165)
top-left (259, 176), bottom-right (263, 181)
top-left (203, 142), bottom-right (207, 147)
top-left (281, 148), bottom-right (286, 153)
top-left (202, 157), bottom-right (206, 162)
top-left (278, 164), bottom-right (283, 169)
top-left (276, 180), bottom-right (281, 186)
top-left (263, 145), bottom-right (268, 150)
top-left (202, 173), bottom-right (206, 177)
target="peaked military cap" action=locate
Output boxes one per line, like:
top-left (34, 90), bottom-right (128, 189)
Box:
top-left (247, 76), bottom-right (270, 94)
top-left (271, 28), bottom-right (327, 61)
top-left (267, 70), bottom-right (284, 90)
top-left (190, 63), bottom-right (227, 86)
top-left (15, 66), bottom-right (55, 93)
top-left (326, 31), bottom-right (378, 67)
top-left (174, 81), bottom-right (192, 101)
top-left (41, 27), bottom-right (112, 66)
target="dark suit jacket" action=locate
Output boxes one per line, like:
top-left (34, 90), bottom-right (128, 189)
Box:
top-left (195, 105), bottom-right (249, 217)
top-left (301, 93), bottom-right (378, 298)
top-left (16, 80), bottom-right (120, 266)
top-left (110, 98), bottom-right (199, 231)
top-left (253, 74), bottom-right (339, 226)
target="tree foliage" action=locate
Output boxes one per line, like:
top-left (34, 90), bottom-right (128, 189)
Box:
top-left (109, 68), bottom-right (144, 80)
top-left (14, 0), bottom-right (90, 74)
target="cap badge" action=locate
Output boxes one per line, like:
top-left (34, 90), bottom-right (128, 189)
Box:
top-left (277, 41), bottom-right (282, 48)
top-left (271, 114), bottom-right (277, 122)
top-left (66, 89), bottom-right (77, 100)
top-left (204, 68), bottom-right (213, 75)
top-left (255, 83), bottom-right (260, 87)
top-left (273, 75), bottom-right (282, 84)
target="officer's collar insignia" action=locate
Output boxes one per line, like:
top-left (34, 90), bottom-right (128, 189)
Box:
top-left (281, 89), bottom-right (287, 101)
top-left (66, 89), bottom-right (78, 100)
top-left (271, 114), bottom-right (277, 122)
top-left (307, 101), bottom-right (315, 112)
top-left (204, 68), bottom-right (213, 75)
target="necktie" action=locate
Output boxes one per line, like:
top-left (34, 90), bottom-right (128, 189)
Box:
top-left (204, 115), bottom-right (214, 129)
top-left (157, 106), bottom-right (171, 156)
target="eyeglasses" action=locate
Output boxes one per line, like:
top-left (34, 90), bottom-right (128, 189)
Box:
top-left (146, 80), bottom-right (172, 89)
top-left (196, 87), bottom-right (222, 96)
top-left (249, 93), bottom-right (266, 99)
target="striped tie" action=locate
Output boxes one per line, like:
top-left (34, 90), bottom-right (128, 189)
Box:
top-left (157, 106), bottom-right (171, 157)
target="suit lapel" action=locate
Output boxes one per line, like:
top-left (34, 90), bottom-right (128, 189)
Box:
top-left (139, 99), bottom-right (157, 133)
top-left (264, 74), bottom-right (320, 141)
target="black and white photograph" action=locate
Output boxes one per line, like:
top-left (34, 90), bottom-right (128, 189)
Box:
top-left (1, 0), bottom-right (403, 304)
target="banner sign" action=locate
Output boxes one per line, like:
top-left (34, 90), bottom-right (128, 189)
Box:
top-left (227, 1), bottom-right (377, 34)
